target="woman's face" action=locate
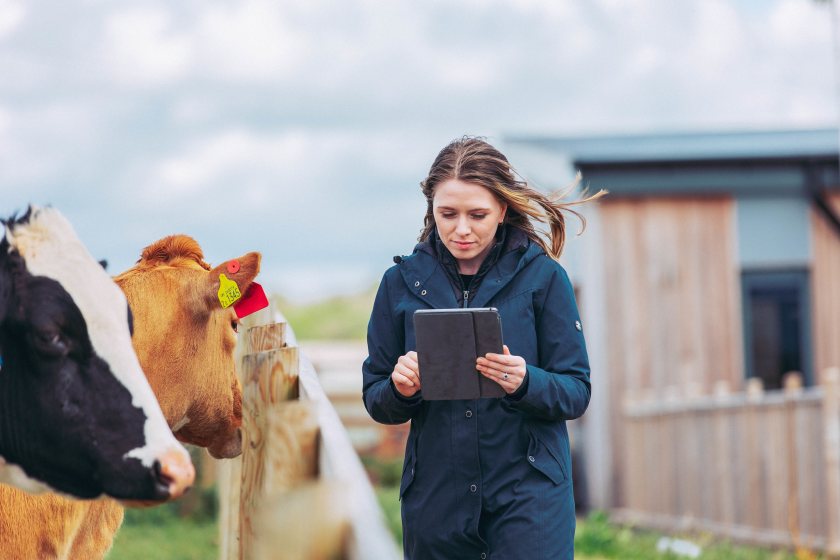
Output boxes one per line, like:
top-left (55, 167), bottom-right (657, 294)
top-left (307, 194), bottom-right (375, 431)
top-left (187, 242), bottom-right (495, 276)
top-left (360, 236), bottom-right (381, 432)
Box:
top-left (433, 179), bottom-right (507, 275)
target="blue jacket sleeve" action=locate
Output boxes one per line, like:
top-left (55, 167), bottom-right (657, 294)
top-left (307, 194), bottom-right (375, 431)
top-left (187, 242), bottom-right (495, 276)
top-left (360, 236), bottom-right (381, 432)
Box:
top-left (362, 269), bottom-right (423, 424)
top-left (506, 263), bottom-right (591, 421)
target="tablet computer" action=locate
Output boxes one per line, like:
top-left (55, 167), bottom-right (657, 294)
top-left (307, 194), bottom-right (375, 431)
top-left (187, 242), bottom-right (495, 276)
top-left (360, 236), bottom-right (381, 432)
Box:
top-left (413, 308), bottom-right (506, 400)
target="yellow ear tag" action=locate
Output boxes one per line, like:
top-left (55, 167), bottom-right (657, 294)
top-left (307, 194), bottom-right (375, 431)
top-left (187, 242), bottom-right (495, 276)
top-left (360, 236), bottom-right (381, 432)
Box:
top-left (218, 273), bottom-right (242, 309)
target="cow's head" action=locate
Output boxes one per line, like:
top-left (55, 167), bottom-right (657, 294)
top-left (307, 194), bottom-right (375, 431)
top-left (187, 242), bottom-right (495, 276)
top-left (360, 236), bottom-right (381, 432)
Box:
top-left (114, 235), bottom-right (260, 459)
top-left (0, 207), bottom-right (194, 501)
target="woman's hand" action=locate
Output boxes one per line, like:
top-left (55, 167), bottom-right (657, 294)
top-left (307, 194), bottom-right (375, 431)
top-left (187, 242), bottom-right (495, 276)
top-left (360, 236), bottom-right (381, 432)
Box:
top-left (476, 345), bottom-right (526, 394)
top-left (391, 351), bottom-right (421, 397)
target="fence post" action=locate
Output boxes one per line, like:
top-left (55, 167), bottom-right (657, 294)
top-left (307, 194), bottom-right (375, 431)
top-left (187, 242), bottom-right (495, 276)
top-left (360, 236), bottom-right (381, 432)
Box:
top-left (714, 380), bottom-right (734, 525)
top-left (239, 344), bottom-right (303, 559)
top-left (218, 450), bottom-right (241, 560)
top-left (745, 377), bottom-right (765, 530)
top-left (243, 323), bottom-right (287, 355)
top-left (253, 481), bottom-right (351, 560)
top-left (220, 318), bottom-right (401, 559)
top-left (783, 372), bottom-right (803, 552)
top-left (823, 367), bottom-right (840, 556)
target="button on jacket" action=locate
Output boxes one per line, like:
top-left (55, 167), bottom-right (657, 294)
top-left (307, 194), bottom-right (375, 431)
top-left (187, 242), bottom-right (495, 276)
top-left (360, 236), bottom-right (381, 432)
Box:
top-left (362, 227), bottom-right (590, 560)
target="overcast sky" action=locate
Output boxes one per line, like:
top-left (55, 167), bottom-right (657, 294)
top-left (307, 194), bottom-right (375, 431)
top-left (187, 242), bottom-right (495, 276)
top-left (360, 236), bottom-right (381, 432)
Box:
top-left (0, 0), bottom-right (836, 301)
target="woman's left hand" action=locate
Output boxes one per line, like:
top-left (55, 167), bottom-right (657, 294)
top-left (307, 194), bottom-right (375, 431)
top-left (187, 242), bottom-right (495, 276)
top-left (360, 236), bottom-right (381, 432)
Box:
top-left (476, 345), bottom-right (526, 394)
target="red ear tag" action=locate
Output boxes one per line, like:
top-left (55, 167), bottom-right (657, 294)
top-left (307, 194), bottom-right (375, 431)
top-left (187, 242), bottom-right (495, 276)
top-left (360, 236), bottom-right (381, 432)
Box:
top-left (227, 260), bottom-right (241, 274)
top-left (234, 282), bottom-right (269, 319)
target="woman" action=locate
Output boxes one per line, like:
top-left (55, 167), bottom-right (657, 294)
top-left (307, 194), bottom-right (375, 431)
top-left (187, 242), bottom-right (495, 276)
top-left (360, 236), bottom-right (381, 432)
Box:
top-left (362, 137), bottom-right (604, 559)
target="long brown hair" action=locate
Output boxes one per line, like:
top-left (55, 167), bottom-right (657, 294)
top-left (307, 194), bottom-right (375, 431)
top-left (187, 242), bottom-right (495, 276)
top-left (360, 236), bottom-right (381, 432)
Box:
top-left (419, 136), bottom-right (606, 259)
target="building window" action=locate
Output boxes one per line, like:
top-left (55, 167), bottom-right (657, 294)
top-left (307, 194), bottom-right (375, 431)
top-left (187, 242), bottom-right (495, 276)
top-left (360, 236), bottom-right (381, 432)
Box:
top-left (741, 270), bottom-right (812, 389)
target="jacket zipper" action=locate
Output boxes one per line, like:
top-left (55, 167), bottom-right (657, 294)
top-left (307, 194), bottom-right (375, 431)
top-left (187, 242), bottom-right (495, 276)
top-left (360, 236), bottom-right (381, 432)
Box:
top-left (463, 290), bottom-right (469, 308)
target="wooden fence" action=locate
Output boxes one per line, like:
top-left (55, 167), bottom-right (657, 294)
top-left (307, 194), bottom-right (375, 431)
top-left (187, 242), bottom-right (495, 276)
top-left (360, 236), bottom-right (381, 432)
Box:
top-left (616, 368), bottom-right (840, 555)
top-left (218, 311), bottom-right (400, 560)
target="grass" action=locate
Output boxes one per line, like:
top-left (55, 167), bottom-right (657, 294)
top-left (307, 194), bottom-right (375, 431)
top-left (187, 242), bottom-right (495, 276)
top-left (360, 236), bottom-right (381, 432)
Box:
top-left (573, 511), bottom-right (819, 560)
top-left (376, 485), bottom-right (403, 545)
top-left (107, 469), bottom-right (219, 560)
top-left (371, 485), bottom-right (821, 560)
top-left (274, 288), bottom-right (375, 341)
top-left (106, 506), bottom-right (217, 560)
top-left (105, 488), bottom-right (822, 559)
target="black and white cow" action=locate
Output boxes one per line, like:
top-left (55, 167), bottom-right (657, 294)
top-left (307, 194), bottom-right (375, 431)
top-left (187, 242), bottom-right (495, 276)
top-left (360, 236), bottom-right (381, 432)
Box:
top-left (0, 206), bottom-right (194, 501)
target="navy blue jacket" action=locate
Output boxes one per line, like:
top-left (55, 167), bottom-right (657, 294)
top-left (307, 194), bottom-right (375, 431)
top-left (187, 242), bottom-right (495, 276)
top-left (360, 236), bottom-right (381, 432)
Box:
top-left (363, 227), bottom-right (590, 560)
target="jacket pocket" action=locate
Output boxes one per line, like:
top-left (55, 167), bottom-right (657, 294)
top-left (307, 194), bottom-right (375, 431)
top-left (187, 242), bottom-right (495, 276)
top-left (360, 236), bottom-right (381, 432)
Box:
top-left (399, 434), bottom-right (418, 500)
top-left (526, 430), bottom-right (568, 485)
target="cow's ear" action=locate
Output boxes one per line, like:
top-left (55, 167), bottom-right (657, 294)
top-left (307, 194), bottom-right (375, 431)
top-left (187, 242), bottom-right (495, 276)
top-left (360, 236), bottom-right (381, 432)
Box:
top-left (204, 252), bottom-right (261, 311)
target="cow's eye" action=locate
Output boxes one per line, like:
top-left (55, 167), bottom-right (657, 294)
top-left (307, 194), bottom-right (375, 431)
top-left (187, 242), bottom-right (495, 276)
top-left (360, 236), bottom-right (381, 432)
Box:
top-left (33, 330), bottom-right (68, 356)
top-left (231, 321), bottom-right (239, 333)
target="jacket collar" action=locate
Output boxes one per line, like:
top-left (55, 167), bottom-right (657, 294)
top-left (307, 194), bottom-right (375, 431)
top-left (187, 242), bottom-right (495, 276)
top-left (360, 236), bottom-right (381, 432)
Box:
top-left (433, 225), bottom-right (508, 293)
top-left (396, 226), bottom-right (541, 309)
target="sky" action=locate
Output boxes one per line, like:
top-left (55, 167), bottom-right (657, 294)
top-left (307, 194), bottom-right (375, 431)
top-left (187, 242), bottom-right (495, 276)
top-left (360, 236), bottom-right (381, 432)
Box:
top-left (0, 0), bottom-right (836, 302)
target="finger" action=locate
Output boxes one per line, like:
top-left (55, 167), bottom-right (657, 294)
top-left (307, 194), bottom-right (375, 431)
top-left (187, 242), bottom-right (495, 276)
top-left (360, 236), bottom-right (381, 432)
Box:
top-left (483, 351), bottom-right (513, 362)
top-left (477, 363), bottom-right (512, 381)
top-left (478, 368), bottom-right (506, 383)
top-left (395, 364), bottom-right (419, 383)
top-left (395, 363), bottom-right (417, 382)
top-left (503, 345), bottom-right (511, 355)
top-left (481, 355), bottom-right (516, 370)
top-left (396, 356), bottom-right (420, 375)
top-left (399, 365), bottom-right (422, 389)
top-left (480, 362), bottom-right (505, 375)
top-left (478, 368), bottom-right (514, 389)
top-left (393, 371), bottom-right (415, 387)
top-left (402, 353), bottom-right (420, 372)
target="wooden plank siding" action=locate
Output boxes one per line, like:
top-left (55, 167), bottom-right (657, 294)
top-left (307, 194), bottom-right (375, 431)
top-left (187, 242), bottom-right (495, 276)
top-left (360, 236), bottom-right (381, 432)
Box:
top-left (812, 193), bottom-right (840, 382)
top-left (599, 196), bottom-right (743, 506)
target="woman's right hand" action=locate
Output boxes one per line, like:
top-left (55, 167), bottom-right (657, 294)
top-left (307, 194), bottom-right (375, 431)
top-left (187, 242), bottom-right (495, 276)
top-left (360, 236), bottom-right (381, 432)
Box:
top-left (391, 351), bottom-right (421, 397)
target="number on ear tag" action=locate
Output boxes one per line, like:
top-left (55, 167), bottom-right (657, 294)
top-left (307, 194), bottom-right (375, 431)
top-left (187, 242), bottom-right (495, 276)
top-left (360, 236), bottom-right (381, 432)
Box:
top-left (218, 274), bottom-right (242, 308)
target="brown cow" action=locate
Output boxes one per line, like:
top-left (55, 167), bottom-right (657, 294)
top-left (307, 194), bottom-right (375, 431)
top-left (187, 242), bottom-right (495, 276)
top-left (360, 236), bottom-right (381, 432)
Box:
top-left (0, 235), bottom-right (261, 558)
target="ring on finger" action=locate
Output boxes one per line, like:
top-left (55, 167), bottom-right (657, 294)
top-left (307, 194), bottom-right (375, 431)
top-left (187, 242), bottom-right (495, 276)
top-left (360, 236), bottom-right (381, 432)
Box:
top-left (503, 372), bottom-right (509, 381)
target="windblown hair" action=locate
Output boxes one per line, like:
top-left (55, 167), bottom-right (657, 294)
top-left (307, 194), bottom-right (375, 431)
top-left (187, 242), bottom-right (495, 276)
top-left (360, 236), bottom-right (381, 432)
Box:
top-left (419, 136), bottom-right (607, 260)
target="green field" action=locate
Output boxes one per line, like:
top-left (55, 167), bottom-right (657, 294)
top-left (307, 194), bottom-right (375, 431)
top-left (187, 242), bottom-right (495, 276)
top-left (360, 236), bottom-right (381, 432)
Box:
top-left (374, 485), bottom-right (814, 560)
top-left (108, 518), bottom-right (216, 560)
top-left (107, 507), bottom-right (217, 560)
top-left (275, 288), bottom-right (375, 341)
top-left (108, 495), bottom-right (818, 559)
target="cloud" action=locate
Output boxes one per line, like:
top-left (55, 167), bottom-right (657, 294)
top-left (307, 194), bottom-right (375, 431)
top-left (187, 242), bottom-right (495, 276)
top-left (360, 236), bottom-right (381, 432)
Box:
top-left (193, 0), bottom-right (306, 81)
top-left (134, 127), bottom-right (428, 205)
top-left (0, 101), bottom-right (105, 191)
top-left (0, 0), bottom-right (837, 300)
top-left (149, 129), bottom-right (303, 198)
top-left (104, 6), bottom-right (193, 87)
top-left (769, 0), bottom-right (832, 47)
top-left (0, 0), bottom-right (23, 39)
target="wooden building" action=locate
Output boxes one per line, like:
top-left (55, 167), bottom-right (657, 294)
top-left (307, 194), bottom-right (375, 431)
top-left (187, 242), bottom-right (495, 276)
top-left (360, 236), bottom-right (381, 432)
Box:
top-left (506, 129), bottom-right (840, 541)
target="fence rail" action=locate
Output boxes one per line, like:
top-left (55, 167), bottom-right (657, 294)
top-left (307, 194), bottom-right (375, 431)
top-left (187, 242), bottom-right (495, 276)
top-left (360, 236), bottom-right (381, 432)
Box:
top-left (218, 311), bottom-right (399, 560)
top-left (616, 368), bottom-right (840, 554)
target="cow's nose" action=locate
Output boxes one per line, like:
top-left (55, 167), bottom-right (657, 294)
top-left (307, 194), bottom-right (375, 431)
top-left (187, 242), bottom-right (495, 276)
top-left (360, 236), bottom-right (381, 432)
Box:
top-left (153, 448), bottom-right (195, 500)
top-left (208, 427), bottom-right (243, 459)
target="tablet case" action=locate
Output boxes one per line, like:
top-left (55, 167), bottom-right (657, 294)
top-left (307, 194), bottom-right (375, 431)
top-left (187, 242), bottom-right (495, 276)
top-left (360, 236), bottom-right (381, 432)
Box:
top-left (413, 308), bottom-right (506, 400)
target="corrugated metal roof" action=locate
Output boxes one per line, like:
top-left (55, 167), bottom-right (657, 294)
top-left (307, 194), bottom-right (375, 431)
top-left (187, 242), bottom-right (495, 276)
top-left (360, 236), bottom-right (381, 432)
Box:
top-left (506, 128), bottom-right (840, 164)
